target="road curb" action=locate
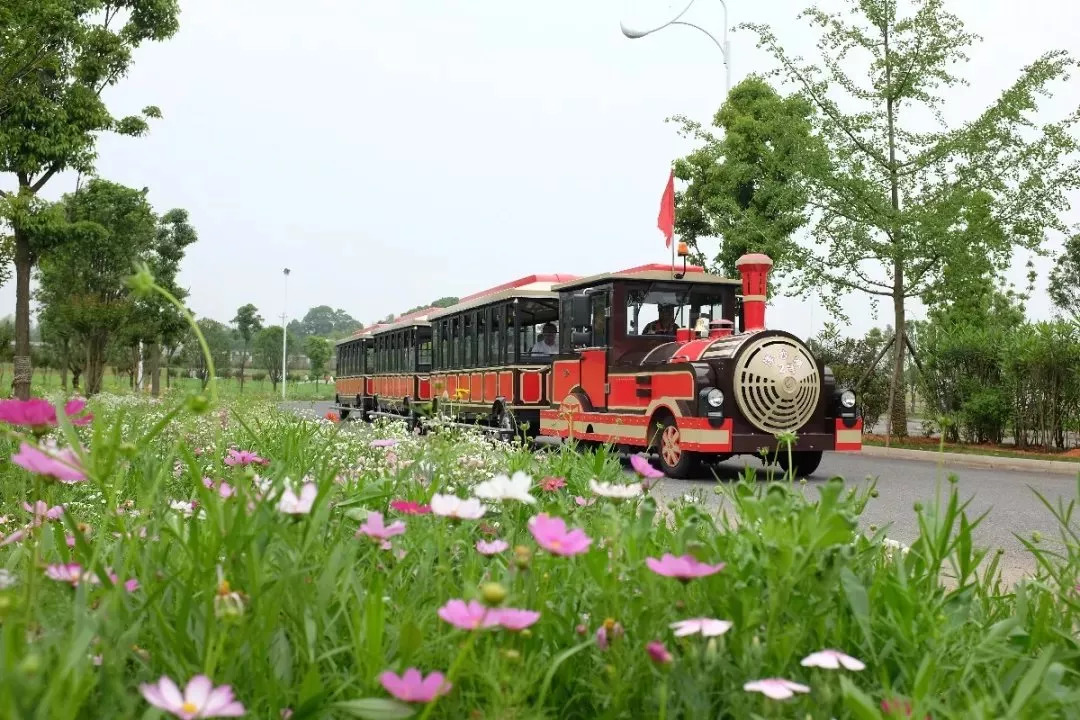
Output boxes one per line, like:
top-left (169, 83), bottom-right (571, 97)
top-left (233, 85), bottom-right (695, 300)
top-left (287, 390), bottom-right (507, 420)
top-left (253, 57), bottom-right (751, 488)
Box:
top-left (859, 444), bottom-right (1080, 476)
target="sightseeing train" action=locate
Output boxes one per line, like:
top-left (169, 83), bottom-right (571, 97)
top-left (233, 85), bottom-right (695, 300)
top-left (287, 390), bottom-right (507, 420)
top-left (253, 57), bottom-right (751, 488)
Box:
top-left (332, 251), bottom-right (862, 478)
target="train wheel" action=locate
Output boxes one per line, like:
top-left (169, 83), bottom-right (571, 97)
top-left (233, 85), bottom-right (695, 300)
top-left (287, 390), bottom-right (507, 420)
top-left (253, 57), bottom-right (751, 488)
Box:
top-left (656, 416), bottom-right (696, 479)
top-left (497, 408), bottom-right (516, 442)
top-left (338, 408), bottom-right (351, 421)
top-left (776, 450), bottom-right (823, 479)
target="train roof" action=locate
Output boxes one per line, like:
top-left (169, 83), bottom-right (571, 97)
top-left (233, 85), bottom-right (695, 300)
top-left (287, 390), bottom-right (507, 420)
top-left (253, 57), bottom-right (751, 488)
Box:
top-left (335, 306), bottom-right (438, 345)
top-left (551, 263), bottom-right (742, 292)
top-left (426, 273), bottom-right (578, 320)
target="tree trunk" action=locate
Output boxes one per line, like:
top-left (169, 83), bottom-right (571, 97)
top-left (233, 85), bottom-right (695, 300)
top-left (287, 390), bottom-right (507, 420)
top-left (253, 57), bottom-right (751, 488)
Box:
top-left (150, 342), bottom-right (161, 397)
top-left (12, 229), bottom-right (32, 400)
top-left (882, 26), bottom-right (908, 444)
top-left (85, 335), bottom-right (108, 395)
top-left (60, 339), bottom-right (69, 391)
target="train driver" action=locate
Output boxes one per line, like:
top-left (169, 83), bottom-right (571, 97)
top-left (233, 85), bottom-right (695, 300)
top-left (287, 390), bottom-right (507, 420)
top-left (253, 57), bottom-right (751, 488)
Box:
top-left (643, 304), bottom-right (678, 335)
top-left (530, 322), bottom-right (559, 354)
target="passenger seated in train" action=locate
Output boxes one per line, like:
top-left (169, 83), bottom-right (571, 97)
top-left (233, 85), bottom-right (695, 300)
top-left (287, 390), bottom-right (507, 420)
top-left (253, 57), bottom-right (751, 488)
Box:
top-left (642, 304), bottom-right (678, 334)
top-left (529, 322), bottom-right (559, 355)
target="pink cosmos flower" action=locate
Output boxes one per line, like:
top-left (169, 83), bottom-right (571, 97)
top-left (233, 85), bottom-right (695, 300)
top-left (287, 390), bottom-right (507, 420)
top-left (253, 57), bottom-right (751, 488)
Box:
top-left (379, 668), bottom-right (452, 703)
top-left (574, 495), bottom-right (596, 507)
top-left (0, 396), bottom-right (92, 430)
top-left (646, 641), bottom-right (673, 665)
top-left (45, 563), bottom-right (86, 585)
top-left (437, 599), bottom-right (499, 630)
top-left (670, 618), bottom-right (733, 637)
top-left (490, 608), bottom-right (541, 631)
top-left (0, 528), bottom-right (27, 547)
top-left (476, 539), bottom-right (508, 555)
top-left (356, 511), bottom-right (406, 542)
top-left (743, 678), bottom-right (811, 700)
top-left (528, 513), bottom-right (592, 556)
top-left (645, 553), bottom-right (726, 581)
top-left (224, 449), bottom-right (268, 467)
top-left (630, 454), bottom-right (664, 479)
top-left (800, 649), bottom-right (865, 671)
top-left (370, 438), bottom-right (398, 448)
top-left (277, 483), bottom-right (317, 514)
top-left (540, 476), bottom-right (566, 492)
top-left (23, 500), bottom-right (65, 523)
top-left (12, 441), bottom-right (86, 483)
top-left (390, 500), bottom-right (431, 515)
top-left (140, 674), bottom-right (245, 718)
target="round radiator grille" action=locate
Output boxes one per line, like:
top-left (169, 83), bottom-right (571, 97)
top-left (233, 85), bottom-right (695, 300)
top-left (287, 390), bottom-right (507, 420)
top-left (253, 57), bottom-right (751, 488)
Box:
top-left (733, 335), bottom-right (820, 435)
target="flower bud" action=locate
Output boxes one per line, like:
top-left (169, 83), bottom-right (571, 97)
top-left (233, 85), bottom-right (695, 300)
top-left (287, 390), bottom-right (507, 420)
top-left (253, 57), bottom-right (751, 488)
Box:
top-left (513, 545), bottom-right (531, 570)
top-left (186, 393), bottom-right (211, 414)
top-left (501, 649), bottom-right (521, 662)
top-left (480, 582), bottom-right (507, 606)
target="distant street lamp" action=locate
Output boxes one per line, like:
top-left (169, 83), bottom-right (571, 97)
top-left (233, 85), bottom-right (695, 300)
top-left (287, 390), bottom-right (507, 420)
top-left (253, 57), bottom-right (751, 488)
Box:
top-left (282, 268), bottom-right (290, 400)
top-left (620, 0), bottom-right (731, 94)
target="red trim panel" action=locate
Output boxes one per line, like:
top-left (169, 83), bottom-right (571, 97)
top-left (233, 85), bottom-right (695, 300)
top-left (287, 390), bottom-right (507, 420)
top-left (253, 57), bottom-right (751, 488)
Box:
top-left (835, 418), bottom-right (863, 451)
top-left (520, 371), bottom-right (543, 404)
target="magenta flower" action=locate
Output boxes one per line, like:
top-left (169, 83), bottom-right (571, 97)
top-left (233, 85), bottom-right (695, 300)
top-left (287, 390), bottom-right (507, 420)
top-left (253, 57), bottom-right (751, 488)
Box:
top-left (23, 500), bottom-right (65, 523)
top-left (379, 668), bottom-right (452, 703)
top-left (12, 441), bottom-right (86, 483)
top-left (0, 396), bottom-right (92, 430)
top-left (0, 528), bottom-right (27, 547)
top-left (437, 599), bottom-right (499, 630)
top-left (743, 678), bottom-right (810, 700)
top-left (356, 511), bottom-right (406, 542)
top-left (476, 539), bottom-right (508, 555)
top-left (540, 476), bottom-right (566, 492)
top-left (224, 449), bottom-right (268, 466)
top-left (630, 454), bottom-right (664, 479)
top-left (527, 513), bottom-right (592, 556)
top-left (140, 674), bottom-right (245, 718)
top-left (490, 608), bottom-right (541, 631)
top-left (646, 641), bottom-right (673, 665)
top-left (390, 500), bottom-right (431, 515)
top-left (645, 553), bottom-right (725, 581)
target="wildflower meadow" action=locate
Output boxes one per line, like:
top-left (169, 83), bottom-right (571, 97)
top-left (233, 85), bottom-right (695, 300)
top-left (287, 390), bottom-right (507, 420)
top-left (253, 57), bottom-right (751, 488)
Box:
top-left (2, 369), bottom-right (1080, 717)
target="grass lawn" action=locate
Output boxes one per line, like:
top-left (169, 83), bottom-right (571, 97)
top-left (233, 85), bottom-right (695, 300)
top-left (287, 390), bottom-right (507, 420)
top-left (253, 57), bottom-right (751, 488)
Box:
top-left (863, 433), bottom-right (1080, 464)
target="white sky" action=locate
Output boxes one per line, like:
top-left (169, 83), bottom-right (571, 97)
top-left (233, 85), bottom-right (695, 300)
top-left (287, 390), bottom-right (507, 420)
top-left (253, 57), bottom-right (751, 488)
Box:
top-left (2, 0), bottom-right (1077, 337)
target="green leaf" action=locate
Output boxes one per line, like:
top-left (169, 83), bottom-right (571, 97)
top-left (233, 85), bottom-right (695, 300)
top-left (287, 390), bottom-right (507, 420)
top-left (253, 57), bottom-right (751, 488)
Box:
top-left (332, 698), bottom-right (416, 719)
top-left (839, 676), bottom-right (883, 720)
top-left (1007, 648), bottom-right (1055, 716)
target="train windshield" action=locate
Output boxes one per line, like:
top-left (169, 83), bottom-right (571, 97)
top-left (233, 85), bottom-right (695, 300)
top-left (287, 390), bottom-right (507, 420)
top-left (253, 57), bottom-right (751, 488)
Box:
top-left (626, 283), bottom-right (731, 337)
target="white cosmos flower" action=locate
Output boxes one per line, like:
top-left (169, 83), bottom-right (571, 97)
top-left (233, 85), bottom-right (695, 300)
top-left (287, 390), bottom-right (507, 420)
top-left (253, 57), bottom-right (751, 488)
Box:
top-left (278, 482), bottom-right (317, 514)
top-left (670, 618), bottom-right (733, 637)
top-left (430, 493), bottom-right (486, 519)
top-left (800, 649), bottom-right (866, 671)
top-left (589, 479), bottom-right (643, 499)
top-left (472, 471), bottom-right (536, 504)
top-left (743, 678), bottom-right (811, 700)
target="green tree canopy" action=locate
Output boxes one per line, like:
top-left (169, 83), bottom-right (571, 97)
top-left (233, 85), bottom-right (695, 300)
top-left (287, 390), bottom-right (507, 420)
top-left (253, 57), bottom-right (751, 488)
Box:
top-left (740, 0), bottom-right (1080, 438)
top-left (304, 335), bottom-right (331, 383)
top-left (669, 75), bottom-right (815, 280)
top-left (1048, 234), bottom-right (1080, 324)
top-left (254, 325), bottom-right (296, 391)
top-left (0, 0), bottom-right (180, 399)
top-left (232, 303), bottom-right (264, 391)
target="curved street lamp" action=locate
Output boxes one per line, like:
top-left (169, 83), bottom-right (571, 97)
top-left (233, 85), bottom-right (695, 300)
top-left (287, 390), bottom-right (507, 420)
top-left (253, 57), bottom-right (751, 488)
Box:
top-left (620, 0), bottom-right (731, 94)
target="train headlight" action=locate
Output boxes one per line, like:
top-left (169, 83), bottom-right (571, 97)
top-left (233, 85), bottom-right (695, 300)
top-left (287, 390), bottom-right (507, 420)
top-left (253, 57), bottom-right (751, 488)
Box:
top-left (705, 388), bottom-right (724, 408)
top-left (840, 390), bottom-right (856, 409)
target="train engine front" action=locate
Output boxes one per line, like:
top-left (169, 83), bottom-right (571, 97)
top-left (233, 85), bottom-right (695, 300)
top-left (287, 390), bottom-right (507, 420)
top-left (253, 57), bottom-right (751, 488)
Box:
top-left (664, 254), bottom-right (862, 478)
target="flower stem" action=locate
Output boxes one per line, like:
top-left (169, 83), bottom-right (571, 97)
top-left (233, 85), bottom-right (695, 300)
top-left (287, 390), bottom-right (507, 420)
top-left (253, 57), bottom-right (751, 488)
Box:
top-left (417, 627), bottom-right (479, 720)
top-left (658, 677), bottom-right (668, 720)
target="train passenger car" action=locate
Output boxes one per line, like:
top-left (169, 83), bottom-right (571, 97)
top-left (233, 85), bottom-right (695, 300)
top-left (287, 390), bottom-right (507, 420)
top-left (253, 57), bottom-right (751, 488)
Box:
top-left (420, 273), bottom-right (579, 438)
top-left (333, 306), bottom-right (435, 423)
top-left (538, 253), bottom-right (862, 478)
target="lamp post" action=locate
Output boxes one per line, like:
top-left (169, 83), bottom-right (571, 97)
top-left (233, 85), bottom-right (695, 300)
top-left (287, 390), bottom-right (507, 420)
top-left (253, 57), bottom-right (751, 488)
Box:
top-left (620, 0), bottom-right (731, 94)
top-left (282, 268), bottom-right (290, 400)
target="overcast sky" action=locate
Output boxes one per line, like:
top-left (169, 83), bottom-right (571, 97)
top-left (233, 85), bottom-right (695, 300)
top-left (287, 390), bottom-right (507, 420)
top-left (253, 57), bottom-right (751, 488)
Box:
top-left (3, 0), bottom-right (1077, 338)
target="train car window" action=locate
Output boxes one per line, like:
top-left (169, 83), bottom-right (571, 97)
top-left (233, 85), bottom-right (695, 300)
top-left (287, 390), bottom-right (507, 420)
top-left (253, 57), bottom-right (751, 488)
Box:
top-left (418, 328), bottom-right (432, 371)
top-left (489, 305), bottom-right (502, 365)
top-left (477, 310), bottom-right (487, 366)
top-left (463, 314), bottom-right (474, 368)
top-left (626, 284), bottom-right (731, 337)
top-left (513, 299), bottom-right (560, 362)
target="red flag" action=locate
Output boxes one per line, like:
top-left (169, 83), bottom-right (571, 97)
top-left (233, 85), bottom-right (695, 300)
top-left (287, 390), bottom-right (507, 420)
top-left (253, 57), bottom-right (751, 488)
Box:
top-left (657, 168), bottom-right (675, 247)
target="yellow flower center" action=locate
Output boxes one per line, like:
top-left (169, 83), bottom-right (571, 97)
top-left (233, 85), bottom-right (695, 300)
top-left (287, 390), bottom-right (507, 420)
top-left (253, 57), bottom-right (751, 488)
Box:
top-left (549, 538), bottom-right (561, 548)
top-left (181, 701), bottom-right (198, 713)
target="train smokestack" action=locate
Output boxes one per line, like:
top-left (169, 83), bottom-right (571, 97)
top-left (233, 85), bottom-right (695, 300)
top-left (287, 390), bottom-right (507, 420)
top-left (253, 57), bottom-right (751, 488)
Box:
top-left (734, 253), bottom-right (773, 332)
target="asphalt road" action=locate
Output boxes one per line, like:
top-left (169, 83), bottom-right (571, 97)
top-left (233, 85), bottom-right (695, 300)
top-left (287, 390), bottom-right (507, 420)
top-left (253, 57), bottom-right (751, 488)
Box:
top-left (289, 401), bottom-right (1079, 588)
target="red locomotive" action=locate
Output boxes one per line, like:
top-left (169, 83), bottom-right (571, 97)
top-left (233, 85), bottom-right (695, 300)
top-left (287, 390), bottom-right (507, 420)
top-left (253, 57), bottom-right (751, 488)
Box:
top-left (334, 252), bottom-right (862, 477)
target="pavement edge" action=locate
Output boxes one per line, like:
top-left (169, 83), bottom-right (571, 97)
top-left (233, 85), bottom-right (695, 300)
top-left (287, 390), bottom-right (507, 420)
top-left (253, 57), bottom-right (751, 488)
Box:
top-left (859, 444), bottom-right (1080, 476)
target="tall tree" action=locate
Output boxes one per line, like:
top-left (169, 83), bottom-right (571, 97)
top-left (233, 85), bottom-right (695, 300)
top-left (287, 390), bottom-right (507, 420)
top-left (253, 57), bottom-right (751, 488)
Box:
top-left (184, 318), bottom-right (231, 388)
top-left (304, 335), bottom-right (331, 384)
top-left (232, 303), bottom-right (263, 391)
top-left (253, 326), bottom-right (295, 392)
top-left (0, 0), bottom-right (180, 399)
top-left (669, 75), bottom-right (815, 278)
top-left (1048, 234), bottom-right (1080, 324)
top-left (741, 0), bottom-right (1080, 439)
top-left (35, 179), bottom-right (158, 394)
